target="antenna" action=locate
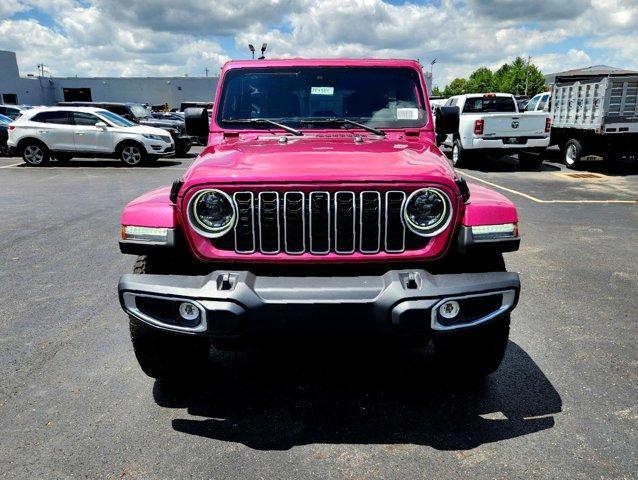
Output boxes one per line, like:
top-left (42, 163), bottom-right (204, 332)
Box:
top-left (248, 44), bottom-right (255, 59)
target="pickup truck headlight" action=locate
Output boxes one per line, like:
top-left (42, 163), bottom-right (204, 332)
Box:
top-left (188, 189), bottom-right (236, 238)
top-left (403, 188), bottom-right (452, 237)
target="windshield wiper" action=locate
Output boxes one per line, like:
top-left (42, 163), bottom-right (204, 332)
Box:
top-left (299, 118), bottom-right (385, 136)
top-left (222, 118), bottom-right (303, 136)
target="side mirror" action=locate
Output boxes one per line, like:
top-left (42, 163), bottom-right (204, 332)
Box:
top-left (435, 106), bottom-right (460, 135)
top-left (95, 122), bottom-right (108, 130)
top-left (185, 107), bottom-right (209, 138)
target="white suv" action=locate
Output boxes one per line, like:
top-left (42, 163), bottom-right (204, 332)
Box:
top-left (7, 107), bottom-right (175, 166)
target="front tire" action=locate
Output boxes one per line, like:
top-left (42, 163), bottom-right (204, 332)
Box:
top-left (118, 142), bottom-right (147, 166)
top-left (21, 140), bottom-right (50, 166)
top-left (129, 255), bottom-right (210, 380)
top-left (433, 316), bottom-right (510, 378)
top-left (564, 138), bottom-right (583, 169)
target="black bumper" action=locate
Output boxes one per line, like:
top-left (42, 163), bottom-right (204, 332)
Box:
top-left (118, 269), bottom-right (520, 337)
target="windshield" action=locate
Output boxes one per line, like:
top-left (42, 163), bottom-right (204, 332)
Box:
top-left (0, 114), bottom-right (11, 124)
top-left (217, 67), bottom-right (427, 130)
top-left (129, 104), bottom-right (150, 120)
top-left (463, 96), bottom-right (517, 113)
top-left (98, 110), bottom-right (135, 127)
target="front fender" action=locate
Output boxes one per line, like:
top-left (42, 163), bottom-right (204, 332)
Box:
top-left (120, 186), bottom-right (177, 228)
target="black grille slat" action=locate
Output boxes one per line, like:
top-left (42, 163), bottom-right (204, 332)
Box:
top-left (284, 192), bottom-right (305, 254)
top-left (385, 191), bottom-right (406, 252)
top-left (310, 192), bottom-right (330, 254)
top-left (335, 192), bottom-right (356, 254)
top-left (234, 192), bottom-right (255, 253)
top-left (258, 192), bottom-right (280, 254)
top-left (359, 191), bottom-right (381, 253)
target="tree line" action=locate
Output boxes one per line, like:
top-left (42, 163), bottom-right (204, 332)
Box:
top-left (432, 57), bottom-right (546, 97)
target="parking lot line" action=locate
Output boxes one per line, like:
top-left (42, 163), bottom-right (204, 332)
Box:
top-left (0, 162), bottom-right (24, 169)
top-left (462, 172), bottom-right (636, 204)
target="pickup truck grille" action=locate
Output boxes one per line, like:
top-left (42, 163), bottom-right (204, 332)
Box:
top-left (220, 190), bottom-right (423, 255)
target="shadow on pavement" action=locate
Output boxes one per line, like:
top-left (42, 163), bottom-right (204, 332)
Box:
top-left (11, 158), bottom-right (189, 168)
top-left (154, 341), bottom-right (561, 451)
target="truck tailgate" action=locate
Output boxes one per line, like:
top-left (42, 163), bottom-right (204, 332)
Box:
top-left (484, 113), bottom-right (546, 138)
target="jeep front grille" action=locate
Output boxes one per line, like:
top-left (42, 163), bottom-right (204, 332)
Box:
top-left (215, 190), bottom-right (426, 255)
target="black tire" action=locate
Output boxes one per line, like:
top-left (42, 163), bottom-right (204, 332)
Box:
top-left (432, 315), bottom-right (510, 378)
top-left (432, 252), bottom-right (510, 378)
top-left (118, 141), bottom-right (147, 166)
top-left (564, 138), bottom-right (583, 169)
top-left (175, 142), bottom-right (191, 157)
top-left (451, 138), bottom-right (470, 167)
top-left (518, 151), bottom-right (544, 170)
top-left (129, 255), bottom-right (210, 380)
top-left (21, 140), bottom-right (50, 166)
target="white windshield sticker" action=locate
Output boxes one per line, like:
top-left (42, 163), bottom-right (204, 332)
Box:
top-left (396, 108), bottom-right (419, 120)
top-left (311, 86), bottom-right (334, 95)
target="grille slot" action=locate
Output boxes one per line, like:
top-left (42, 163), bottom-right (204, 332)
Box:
top-left (226, 190), bottom-right (421, 255)
top-left (258, 192), bottom-right (280, 254)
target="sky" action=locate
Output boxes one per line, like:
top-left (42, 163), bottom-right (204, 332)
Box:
top-left (1, 0), bottom-right (637, 88)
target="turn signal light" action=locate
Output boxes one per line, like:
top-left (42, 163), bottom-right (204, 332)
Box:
top-left (545, 117), bottom-right (551, 133)
top-left (8, 125), bottom-right (15, 131)
top-left (474, 119), bottom-right (484, 135)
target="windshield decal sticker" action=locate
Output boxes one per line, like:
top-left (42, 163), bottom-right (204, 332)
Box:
top-left (311, 86), bottom-right (334, 96)
top-left (396, 108), bottom-right (419, 120)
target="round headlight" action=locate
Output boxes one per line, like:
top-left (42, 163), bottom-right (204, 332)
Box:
top-left (188, 189), bottom-right (236, 238)
top-left (403, 188), bottom-right (452, 237)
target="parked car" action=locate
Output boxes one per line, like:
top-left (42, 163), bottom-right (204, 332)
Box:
top-left (7, 107), bottom-right (175, 166)
top-left (179, 101), bottom-right (213, 112)
top-left (0, 104), bottom-right (26, 120)
top-left (58, 102), bottom-right (192, 156)
top-left (117, 58), bottom-right (521, 382)
top-left (549, 71), bottom-right (638, 168)
top-left (151, 111), bottom-right (185, 122)
top-left (0, 113), bottom-right (12, 155)
top-left (524, 92), bottom-right (551, 112)
top-left (439, 93), bottom-right (551, 169)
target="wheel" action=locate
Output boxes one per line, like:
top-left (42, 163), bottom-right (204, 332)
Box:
top-left (175, 142), bottom-right (191, 157)
top-left (118, 142), bottom-right (147, 166)
top-left (564, 138), bottom-right (583, 169)
top-left (451, 138), bottom-right (470, 167)
top-left (518, 151), bottom-right (544, 170)
top-left (129, 255), bottom-right (210, 380)
top-left (432, 315), bottom-right (510, 378)
top-left (431, 252), bottom-right (510, 378)
top-left (21, 141), bottom-right (50, 166)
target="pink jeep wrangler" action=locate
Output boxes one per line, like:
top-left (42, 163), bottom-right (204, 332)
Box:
top-left (118, 59), bottom-right (521, 380)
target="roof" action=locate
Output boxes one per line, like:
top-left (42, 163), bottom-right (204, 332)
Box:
top-left (24, 106), bottom-right (108, 114)
top-left (222, 58), bottom-right (422, 71)
top-left (545, 65), bottom-right (638, 84)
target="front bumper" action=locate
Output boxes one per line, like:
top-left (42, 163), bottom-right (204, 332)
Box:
top-left (118, 269), bottom-right (520, 337)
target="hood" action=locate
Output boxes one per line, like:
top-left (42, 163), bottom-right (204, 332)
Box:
top-left (183, 135), bottom-right (456, 187)
top-left (124, 124), bottom-right (174, 136)
top-left (139, 118), bottom-right (181, 129)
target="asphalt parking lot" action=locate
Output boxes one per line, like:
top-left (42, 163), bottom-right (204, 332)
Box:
top-left (0, 146), bottom-right (636, 479)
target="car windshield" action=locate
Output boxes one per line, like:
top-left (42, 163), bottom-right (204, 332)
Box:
top-left (0, 113), bottom-right (12, 124)
top-left (463, 96), bottom-right (516, 113)
top-left (98, 110), bottom-right (135, 127)
top-left (129, 104), bottom-right (150, 120)
top-left (217, 66), bottom-right (427, 130)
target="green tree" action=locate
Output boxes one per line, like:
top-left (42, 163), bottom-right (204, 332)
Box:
top-left (496, 57), bottom-right (546, 95)
top-left (467, 67), bottom-right (494, 93)
top-left (443, 78), bottom-right (468, 96)
top-left (431, 85), bottom-right (443, 96)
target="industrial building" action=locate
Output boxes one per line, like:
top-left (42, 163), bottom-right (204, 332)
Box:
top-left (0, 50), bottom-right (218, 108)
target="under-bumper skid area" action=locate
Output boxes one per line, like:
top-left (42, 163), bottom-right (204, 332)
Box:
top-left (118, 269), bottom-right (520, 337)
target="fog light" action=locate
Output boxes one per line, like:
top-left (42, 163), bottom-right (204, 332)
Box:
top-left (178, 302), bottom-right (200, 326)
top-left (439, 300), bottom-right (460, 320)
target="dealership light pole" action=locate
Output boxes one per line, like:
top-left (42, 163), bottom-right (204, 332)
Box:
top-left (248, 44), bottom-right (255, 59)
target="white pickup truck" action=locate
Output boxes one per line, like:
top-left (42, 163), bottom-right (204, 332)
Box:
top-left (439, 93), bottom-right (551, 169)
